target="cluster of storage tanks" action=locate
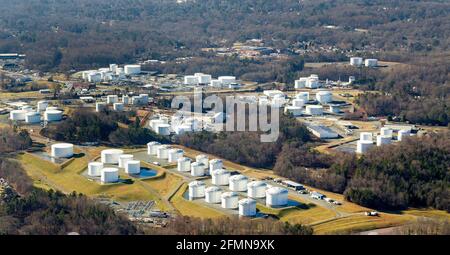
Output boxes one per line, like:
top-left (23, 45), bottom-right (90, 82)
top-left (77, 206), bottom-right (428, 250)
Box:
top-left (82, 64), bottom-right (142, 83)
top-left (188, 176), bottom-right (289, 217)
top-left (356, 127), bottom-right (412, 154)
top-left (9, 101), bottom-right (62, 123)
top-left (85, 148), bottom-right (146, 184)
top-left (149, 114), bottom-right (209, 136)
top-left (183, 73), bottom-right (239, 89)
top-left (96, 94), bottom-right (149, 112)
top-left (350, 57), bottom-right (378, 68)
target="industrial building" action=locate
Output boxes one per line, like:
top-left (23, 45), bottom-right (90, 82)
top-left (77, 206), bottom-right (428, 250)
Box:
top-left (307, 125), bottom-right (339, 139)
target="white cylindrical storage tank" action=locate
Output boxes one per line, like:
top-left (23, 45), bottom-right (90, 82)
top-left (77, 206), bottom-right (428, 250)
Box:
top-left (125, 160), bottom-right (141, 174)
top-left (88, 162), bottom-right (103, 177)
top-left (329, 105), bottom-right (341, 114)
top-left (229, 174), bottom-right (248, 192)
top-left (365, 59), bottom-right (378, 67)
top-left (266, 187), bottom-right (289, 207)
top-left (398, 130), bottom-right (411, 141)
top-left (101, 168), bottom-right (119, 184)
top-left (350, 57), bottom-right (363, 66)
top-left (155, 124), bottom-right (171, 136)
top-left (113, 103), bottom-right (124, 111)
top-left (177, 157), bottom-right (192, 172)
top-left (25, 112), bottom-right (41, 124)
top-left (46, 106), bottom-right (59, 111)
top-left (188, 181), bottom-right (205, 199)
top-left (209, 159), bottom-right (223, 175)
top-left (124, 65), bottom-right (141, 75)
top-left (360, 132), bottom-right (373, 142)
top-left (191, 162), bottom-right (205, 177)
top-left (247, 181), bottom-right (267, 198)
top-left (51, 143), bottom-right (74, 158)
top-left (147, 141), bottom-right (161, 155)
top-left (305, 105), bottom-right (323, 115)
top-left (356, 140), bottom-right (373, 154)
top-left (122, 95), bottom-right (130, 105)
top-left (156, 145), bottom-right (170, 159)
top-left (101, 149), bottom-right (124, 164)
top-left (37, 101), bottom-right (49, 112)
top-left (380, 127), bottom-right (393, 137)
top-left (96, 102), bottom-right (106, 112)
top-left (212, 169), bottom-right (230, 186)
top-left (292, 99), bottom-right (305, 108)
top-left (221, 192), bottom-right (239, 209)
top-left (9, 110), bottom-right (27, 121)
top-left (195, 154), bottom-right (209, 169)
top-left (118, 154), bottom-right (134, 168)
top-left (296, 92), bottom-right (309, 102)
top-left (106, 95), bottom-right (118, 104)
top-left (284, 106), bottom-right (302, 117)
top-left (238, 198), bottom-right (257, 217)
top-left (21, 105), bottom-right (33, 112)
top-left (376, 135), bottom-right (392, 146)
top-left (205, 186), bottom-right (222, 204)
top-left (44, 110), bottom-right (63, 122)
top-left (168, 148), bottom-right (184, 163)
top-left (316, 91), bottom-right (333, 104)
top-left (218, 76), bottom-right (236, 85)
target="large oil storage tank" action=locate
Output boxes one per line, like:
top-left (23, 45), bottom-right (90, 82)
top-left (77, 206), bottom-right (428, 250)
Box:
top-left (124, 65), bottom-right (141, 75)
top-left (147, 141), bottom-right (161, 155)
top-left (380, 127), bottom-right (393, 137)
top-left (284, 106), bottom-right (302, 117)
top-left (376, 135), bottom-right (392, 146)
top-left (101, 168), bottom-right (119, 184)
top-left (212, 169), bottom-right (230, 186)
top-left (37, 101), bottom-right (49, 112)
top-left (88, 162), bottom-right (103, 177)
top-left (122, 95), bottom-right (130, 105)
top-left (191, 162), bottom-right (205, 177)
top-left (44, 110), bottom-right (63, 122)
top-left (292, 99), bottom-right (305, 108)
top-left (51, 143), bottom-right (74, 158)
top-left (305, 105), bottom-right (323, 115)
top-left (221, 192), bottom-right (239, 209)
top-left (218, 76), bottom-right (236, 85)
top-left (107, 95), bottom-right (118, 104)
top-left (398, 129), bottom-right (411, 141)
top-left (247, 181), bottom-right (267, 198)
top-left (350, 57), bottom-right (363, 66)
top-left (21, 105), bottom-right (33, 112)
top-left (125, 160), bottom-right (140, 174)
top-left (365, 59), bottom-right (378, 67)
top-left (238, 198), bottom-right (257, 217)
top-left (25, 112), bottom-right (41, 124)
top-left (155, 124), bottom-right (171, 136)
top-left (188, 181), bottom-right (205, 199)
top-left (205, 186), bottom-right (222, 204)
top-left (96, 102), bottom-right (106, 112)
top-left (177, 157), bottom-right (192, 172)
top-left (101, 149), bottom-right (124, 164)
top-left (168, 149), bottom-right (184, 163)
top-left (196, 154), bottom-right (209, 169)
top-left (316, 91), bottom-right (333, 104)
top-left (356, 140), bottom-right (373, 154)
top-left (209, 159), bottom-right (223, 175)
top-left (156, 145), bottom-right (170, 159)
top-left (360, 132), bottom-right (373, 141)
top-left (266, 187), bottom-right (289, 207)
top-left (113, 103), bottom-right (124, 111)
top-left (229, 175), bottom-right (248, 192)
top-left (118, 154), bottom-right (134, 168)
top-left (296, 92), bottom-right (309, 102)
top-left (10, 110), bottom-right (27, 121)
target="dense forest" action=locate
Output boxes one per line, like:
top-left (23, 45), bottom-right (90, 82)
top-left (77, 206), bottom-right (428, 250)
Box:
top-left (0, 0), bottom-right (449, 71)
top-left (274, 133), bottom-right (450, 211)
top-left (41, 108), bottom-right (169, 146)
